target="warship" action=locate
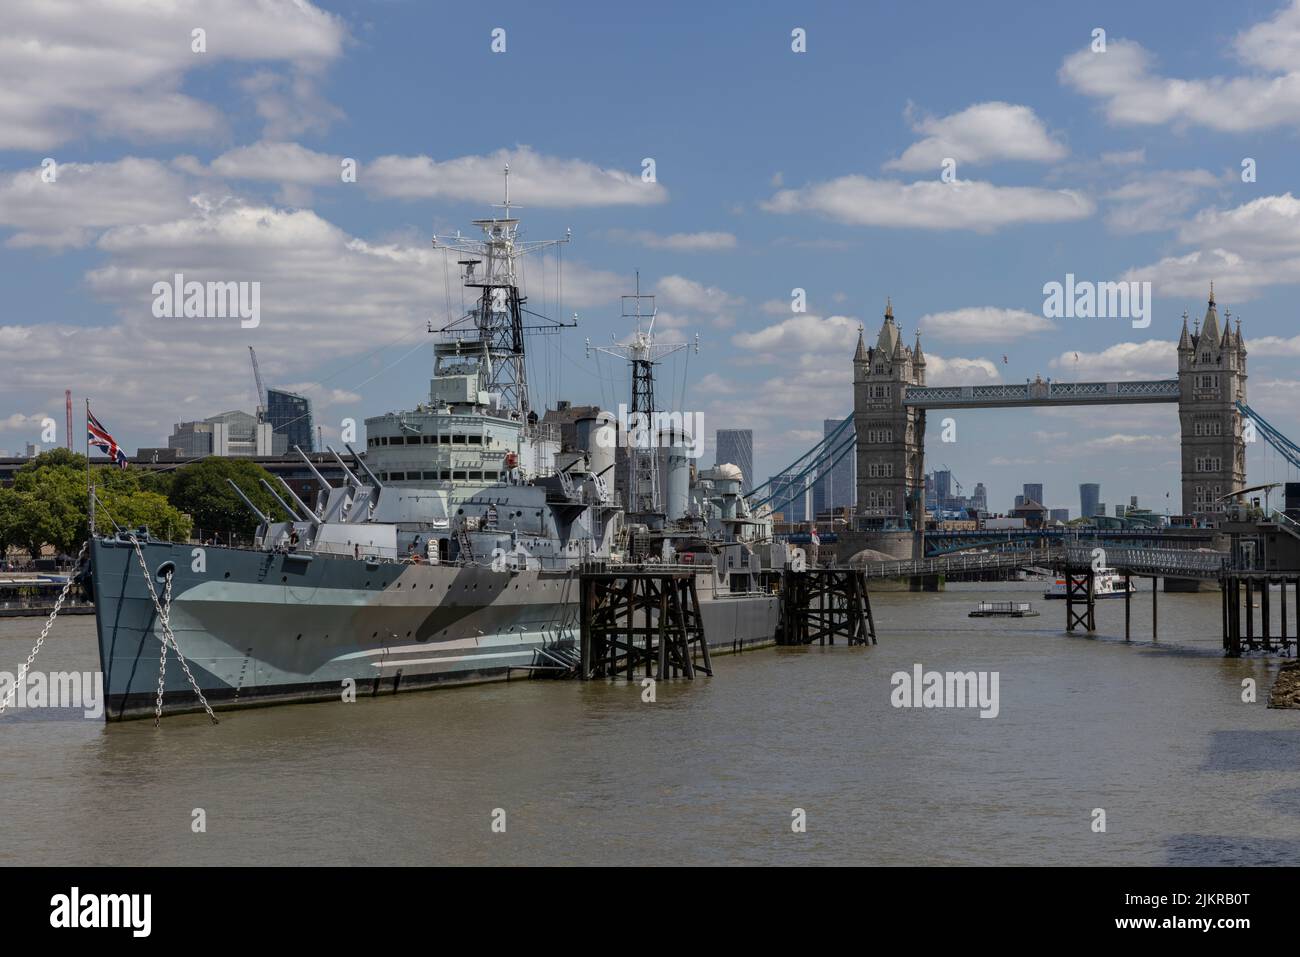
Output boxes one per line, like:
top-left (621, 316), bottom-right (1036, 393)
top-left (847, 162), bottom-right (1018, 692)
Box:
top-left (88, 182), bottom-right (783, 720)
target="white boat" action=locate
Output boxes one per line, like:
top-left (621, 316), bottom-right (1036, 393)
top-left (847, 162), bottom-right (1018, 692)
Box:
top-left (1043, 568), bottom-right (1135, 599)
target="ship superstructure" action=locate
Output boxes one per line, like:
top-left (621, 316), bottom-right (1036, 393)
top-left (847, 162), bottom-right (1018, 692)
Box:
top-left (88, 182), bottom-right (782, 720)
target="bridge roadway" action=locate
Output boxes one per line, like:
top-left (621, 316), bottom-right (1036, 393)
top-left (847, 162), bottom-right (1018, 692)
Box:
top-left (855, 544), bottom-right (1228, 581)
top-left (902, 379), bottom-right (1180, 409)
top-left (922, 527), bottom-right (1217, 557)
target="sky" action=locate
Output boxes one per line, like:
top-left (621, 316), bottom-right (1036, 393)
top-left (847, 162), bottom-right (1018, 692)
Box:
top-left (3, 0), bottom-right (1300, 516)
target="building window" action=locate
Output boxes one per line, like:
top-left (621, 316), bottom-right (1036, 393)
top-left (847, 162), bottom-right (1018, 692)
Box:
top-left (453, 470), bottom-right (467, 480)
top-left (439, 435), bottom-right (450, 445)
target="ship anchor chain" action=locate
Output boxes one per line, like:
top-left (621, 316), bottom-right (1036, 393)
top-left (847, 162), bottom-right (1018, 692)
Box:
top-left (126, 536), bottom-right (219, 725)
top-left (0, 541), bottom-right (88, 717)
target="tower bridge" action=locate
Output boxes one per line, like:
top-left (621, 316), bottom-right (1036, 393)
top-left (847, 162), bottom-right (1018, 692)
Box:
top-left (853, 289), bottom-right (1247, 557)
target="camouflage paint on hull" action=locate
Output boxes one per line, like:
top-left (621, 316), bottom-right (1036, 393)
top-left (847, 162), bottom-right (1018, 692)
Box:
top-left (91, 537), bottom-right (779, 721)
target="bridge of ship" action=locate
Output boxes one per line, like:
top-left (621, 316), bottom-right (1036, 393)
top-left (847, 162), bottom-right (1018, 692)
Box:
top-left (902, 379), bottom-right (1180, 409)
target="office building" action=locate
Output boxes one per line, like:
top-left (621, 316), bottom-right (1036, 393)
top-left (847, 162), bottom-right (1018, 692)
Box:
top-left (1080, 483), bottom-right (1100, 519)
top-left (769, 471), bottom-right (807, 523)
top-left (266, 388), bottom-right (315, 453)
top-left (169, 410), bottom-right (282, 458)
top-left (715, 429), bottom-right (753, 494)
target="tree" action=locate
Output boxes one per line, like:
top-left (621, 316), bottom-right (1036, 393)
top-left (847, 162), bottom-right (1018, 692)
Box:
top-left (98, 488), bottom-right (191, 542)
top-left (2, 449), bottom-right (196, 558)
top-left (167, 457), bottom-right (289, 541)
top-left (10, 463), bottom-right (85, 559)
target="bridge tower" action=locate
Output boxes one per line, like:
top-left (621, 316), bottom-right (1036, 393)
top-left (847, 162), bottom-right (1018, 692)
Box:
top-left (1177, 284), bottom-right (1247, 522)
top-left (853, 300), bottom-right (926, 534)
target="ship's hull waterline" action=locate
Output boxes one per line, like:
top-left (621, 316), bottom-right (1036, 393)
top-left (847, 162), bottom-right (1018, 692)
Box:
top-left (91, 538), bottom-right (780, 721)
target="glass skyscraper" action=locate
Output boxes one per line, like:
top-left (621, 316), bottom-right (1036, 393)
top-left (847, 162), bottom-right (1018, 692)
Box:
top-left (715, 429), bottom-right (753, 494)
top-left (267, 389), bottom-right (314, 453)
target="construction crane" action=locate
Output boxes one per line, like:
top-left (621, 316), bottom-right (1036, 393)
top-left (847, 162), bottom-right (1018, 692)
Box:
top-left (248, 346), bottom-right (268, 423)
top-left (941, 463), bottom-right (963, 496)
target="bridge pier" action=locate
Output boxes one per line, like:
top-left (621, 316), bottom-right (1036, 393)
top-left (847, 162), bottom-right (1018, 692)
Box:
top-left (579, 568), bottom-right (713, 680)
top-left (1222, 574), bottom-right (1300, 657)
top-left (908, 573), bottom-right (944, 592)
top-left (776, 567), bottom-right (877, 646)
top-left (1152, 576), bottom-right (1158, 641)
top-left (1064, 565), bottom-right (1096, 633)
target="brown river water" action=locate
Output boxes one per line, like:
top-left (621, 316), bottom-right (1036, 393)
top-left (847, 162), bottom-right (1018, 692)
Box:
top-left (2, 580), bottom-right (1298, 866)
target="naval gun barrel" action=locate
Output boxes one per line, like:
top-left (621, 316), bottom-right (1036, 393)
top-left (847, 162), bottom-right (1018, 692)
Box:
top-left (225, 479), bottom-right (269, 526)
top-left (325, 445), bottom-right (363, 488)
top-left (259, 478), bottom-right (308, 523)
top-left (276, 475), bottom-right (318, 523)
top-left (294, 445), bottom-right (332, 490)
top-left (345, 442), bottom-right (383, 489)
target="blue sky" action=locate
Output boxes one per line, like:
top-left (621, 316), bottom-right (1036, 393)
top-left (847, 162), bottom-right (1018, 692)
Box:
top-left (3, 0), bottom-right (1300, 515)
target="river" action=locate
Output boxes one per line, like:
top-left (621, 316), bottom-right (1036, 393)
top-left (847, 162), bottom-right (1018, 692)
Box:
top-left (2, 580), bottom-right (1297, 865)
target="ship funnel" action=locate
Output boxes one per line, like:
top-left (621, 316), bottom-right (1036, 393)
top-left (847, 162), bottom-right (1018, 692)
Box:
top-left (664, 426), bottom-right (693, 521)
top-left (577, 410), bottom-right (617, 500)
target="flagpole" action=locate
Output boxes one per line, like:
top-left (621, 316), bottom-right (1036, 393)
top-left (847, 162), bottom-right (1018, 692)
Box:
top-left (86, 398), bottom-right (95, 537)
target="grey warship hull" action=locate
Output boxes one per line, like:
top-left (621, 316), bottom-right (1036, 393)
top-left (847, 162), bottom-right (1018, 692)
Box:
top-left (91, 536), bottom-right (779, 721)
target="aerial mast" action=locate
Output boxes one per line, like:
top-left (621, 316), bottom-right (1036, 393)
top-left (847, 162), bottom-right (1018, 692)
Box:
top-left (431, 165), bottom-right (574, 421)
top-left (588, 273), bottom-right (696, 515)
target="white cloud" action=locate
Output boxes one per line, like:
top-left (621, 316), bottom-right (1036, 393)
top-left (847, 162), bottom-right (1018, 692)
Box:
top-left (0, 0), bottom-right (346, 149)
top-left (1046, 341), bottom-right (1175, 380)
top-left (885, 102), bottom-right (1067, 171)
top-left (1120, 193), bottom-right (1300, 300)
top-left (917, 307), bottom-right (1054, 343)
top-left (210, 142), bottom-right (344, 186)
top-left (1121, 247), bottom-right (1300, 302)
top-left (602, 229), bottom-right (737, 251)
top-left (366, 147), bottom-right (667, 207)
top-left (0, 196), bottom-right (628, 449)
top-left (1101, 149), bottom-right (1146, 166)
top-left (1103, 169), bottom-right (1221, 234)
top-left (1177, 193), bottom-right (1300, 256)
top-left (922, 355), bottom-right (1001, 381)
top-left (1060, 4), bottom-right (1300, 133)
top-left (0, 158), bottom-right (195, 249)
top-left (731, 314), bottom-right (859, 354)
top-left (655, 275), bottom-right (743, 311)
top-left (761, 175), bottom-right (1093, 231)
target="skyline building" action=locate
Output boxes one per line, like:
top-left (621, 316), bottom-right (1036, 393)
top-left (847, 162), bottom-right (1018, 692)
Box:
top-left (715, 429), bottom-right (754, 494)
top-left (1080, 483), bottom-right (1100, 519)
top-left (169, 410), bottom-right (283, 458)
top-left (266, 388), bottom-right (315, 453)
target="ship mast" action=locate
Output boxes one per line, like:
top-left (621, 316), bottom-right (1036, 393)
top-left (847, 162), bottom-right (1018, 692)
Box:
top-left (589, 273), bottom-right (694, 515)
top-left (432, 165), bottom-right (573, 419)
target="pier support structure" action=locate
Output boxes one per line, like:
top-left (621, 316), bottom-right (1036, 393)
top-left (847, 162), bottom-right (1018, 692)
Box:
top-left (1222, 573), bottom-right (1299, 658)
top-left (579, 568), bottom-right (713, 680)
top-left (776, 567), bottom-right (877, 646)
top-left (1064, 565), bottom-right (1096, 633)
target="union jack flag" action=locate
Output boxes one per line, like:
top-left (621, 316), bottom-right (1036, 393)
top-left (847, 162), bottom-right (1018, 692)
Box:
top-left (87, 408), bottom-right (128, 469)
